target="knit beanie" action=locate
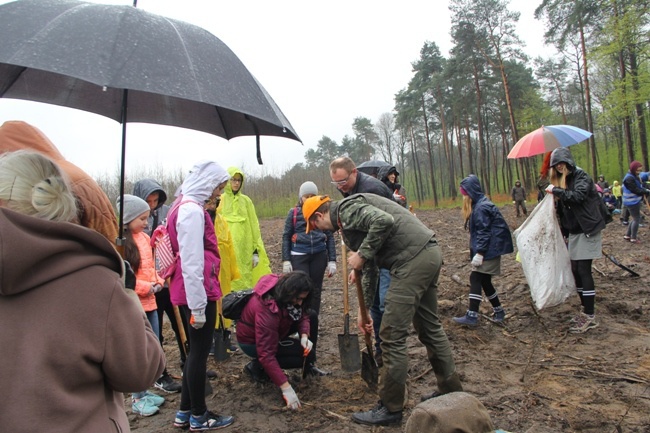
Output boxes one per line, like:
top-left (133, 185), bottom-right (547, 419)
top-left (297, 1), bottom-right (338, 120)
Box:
top-left (116, 194), bottom-right (150, 225)
top-left (630, 161), bottom-right (642, 173)
top-left (299, 181), bottom-right (318, 199)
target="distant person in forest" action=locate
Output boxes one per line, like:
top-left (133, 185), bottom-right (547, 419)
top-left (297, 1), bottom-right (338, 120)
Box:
top-left (622, 161), bottom-right (650, 244)
top-left (511, 180), bottom-right (527, 217)
top-left (597, 175), bottom-right (609, 191)
top-left (0, 150), bottom-right (164, 432)
top-left (611, 180), bottom-right (622, 209)
top-left (453, 175), bottom-right (513, 327)
top-left (218, 167), bottom-right (271, 291)
top-left (281, 181), bottom-right (335, 376)
top-left (602, 189), bottom-right (617, 215)
top-left (378, 165), bottom-right (407, 208)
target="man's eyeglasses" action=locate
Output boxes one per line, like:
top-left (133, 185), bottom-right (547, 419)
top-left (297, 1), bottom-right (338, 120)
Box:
top-left (330, 173), bottom-right (351, 186)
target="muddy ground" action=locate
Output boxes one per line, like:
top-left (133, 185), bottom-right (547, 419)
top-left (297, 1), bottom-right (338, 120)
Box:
top-left (128, 203), bottom-right (650, 433)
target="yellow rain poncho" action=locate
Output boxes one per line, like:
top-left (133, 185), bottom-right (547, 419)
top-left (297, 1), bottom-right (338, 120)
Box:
top-left (214, 212), bottom-right (240, 328)
top-left (217, 167), bottom-right (271, 292)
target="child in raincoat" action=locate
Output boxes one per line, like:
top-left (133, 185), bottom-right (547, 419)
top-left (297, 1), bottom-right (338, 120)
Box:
top-left (217, 167), bottom-right (271, 291)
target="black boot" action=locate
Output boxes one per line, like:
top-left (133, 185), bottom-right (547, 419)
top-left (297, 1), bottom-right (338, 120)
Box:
top-left (304, 363), bottom-right (331, 377)
top-left (244, 359), bottom-right (269, 384)
top-left (351, 401), bottom-right (402, 426)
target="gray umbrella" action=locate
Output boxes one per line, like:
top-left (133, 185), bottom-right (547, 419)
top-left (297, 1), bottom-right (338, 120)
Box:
top-left (0, 0), bottom-right (301, 242)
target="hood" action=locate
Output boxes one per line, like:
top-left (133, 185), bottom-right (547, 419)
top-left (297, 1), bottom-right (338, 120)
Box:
top-left (0, 120), bottom-right (65, 161)
top-left (225, 167), bottom-right (245, 195)
top-left (377, 165), bottom-right (398, 183)
top-left (0, 207), bottom-right (122, 297)
top-left (460, 175), bottom-right (485, 203)
top-left (132, 179), bottom-right (167, 209)
top-left (253, 273), bottom-right (279, 296)
top-left (178, 161), bottom-right (229, 202)
top-left (550, 147), bottom-right (575, 169)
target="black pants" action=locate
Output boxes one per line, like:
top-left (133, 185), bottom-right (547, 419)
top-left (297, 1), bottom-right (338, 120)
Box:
top-left (156, 286), bottom-right (188, 365)
top-left (468, 271), bottom-right (501, 311)
top-left (291, 251), bottom-right (326, 361)
top-left (179, 302), bottom-right (216, 416)
top-left (571, 260), bottom-right (595, 315)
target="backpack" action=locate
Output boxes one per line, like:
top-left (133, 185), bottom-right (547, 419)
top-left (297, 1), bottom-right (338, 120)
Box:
top-left (150, 199), bottom-right (199, 280)
top-left (221, 289), bottom-right (254, 320)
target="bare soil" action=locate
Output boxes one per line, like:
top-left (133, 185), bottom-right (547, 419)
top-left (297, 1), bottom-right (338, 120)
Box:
top-left (128, 204), bottom-right (650, 433)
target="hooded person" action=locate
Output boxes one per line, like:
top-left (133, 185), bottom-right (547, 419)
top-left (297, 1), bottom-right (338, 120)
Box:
top-left (217, 167), bottom-right (271, 291)
top-left (0, 150), bottom-right (164, 433)
top-left (545, 147), bottom-right (606, 333)
top-left (165, 161), bottom-right (235, 430)
top-left (133, 178), bottom-right (169, 237)
top-left (0, 120), bottom-right (118, 243)
top-left (622, 160), bottom-right (650, 244)
top-left (511, 179), bottom-right (527, 217)
top-left (377, 165), bottom-right (407, 208)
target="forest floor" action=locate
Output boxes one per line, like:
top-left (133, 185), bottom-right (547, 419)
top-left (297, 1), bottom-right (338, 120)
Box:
top-left (128, 203), bottom-right (650, 433)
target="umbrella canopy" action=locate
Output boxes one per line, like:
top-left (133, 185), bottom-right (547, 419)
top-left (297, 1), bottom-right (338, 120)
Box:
top-left (507, 125), bottom-right (592, 159)
top-left (0, 0), bottom-right (301, 242)
top-left (357, 160), bottom-right (390, 177)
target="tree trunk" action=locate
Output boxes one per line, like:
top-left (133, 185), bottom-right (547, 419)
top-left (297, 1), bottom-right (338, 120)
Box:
top-left (408, 122), bottom-right (423, 205)
top-left (465, 117), bottom-right (474, 175)
top-left (578, 20), bottom-right (598, 176)
top-left (630, 50), bottom-right (648, 168)
top-left (421, 95), bottom-right (438, 207)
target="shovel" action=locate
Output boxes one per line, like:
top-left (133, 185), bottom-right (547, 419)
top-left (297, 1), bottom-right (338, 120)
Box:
top-left (603, 249), bottom-right (639, 277)
top-left (353, 269), bottom-right (379, 390)
top-left (213, 300), bottom-right (229, 362)
top-left (338, 244), bottom-right (361, 372)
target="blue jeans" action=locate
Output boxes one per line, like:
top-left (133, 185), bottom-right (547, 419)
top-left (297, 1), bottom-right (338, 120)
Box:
top-left (133, 310), bottom-right (160, 399)
top-left (370, 268), bottom-right (391, 354)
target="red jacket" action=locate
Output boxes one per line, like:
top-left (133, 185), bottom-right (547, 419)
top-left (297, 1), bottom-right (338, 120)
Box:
top-left (237, 274), bottom-right (310, 386)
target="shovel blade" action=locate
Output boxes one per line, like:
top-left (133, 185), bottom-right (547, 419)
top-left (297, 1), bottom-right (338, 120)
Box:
top-left (338, 333), bottom-right (361, 372)
top-left (361, 349), bottom-right (379, 390)
top-left (213, 329), bottom-right (229, 362)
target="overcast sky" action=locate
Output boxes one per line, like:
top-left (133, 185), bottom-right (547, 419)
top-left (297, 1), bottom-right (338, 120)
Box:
top-left (0, 0), bottom-right (554, 177)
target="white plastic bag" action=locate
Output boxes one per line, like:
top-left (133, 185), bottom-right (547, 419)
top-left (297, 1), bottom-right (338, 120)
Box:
top-left (513, 194), bottom-right (575, 310)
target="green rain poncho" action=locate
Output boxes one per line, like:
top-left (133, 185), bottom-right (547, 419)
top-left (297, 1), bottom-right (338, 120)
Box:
top-left (217, 167), bottom-right (271, 291)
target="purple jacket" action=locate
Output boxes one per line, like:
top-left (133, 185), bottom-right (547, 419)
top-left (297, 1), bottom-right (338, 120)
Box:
top-left (237, 274), bottom-right (310, 386)
top-left (167, 201), bottom-right (221, 306)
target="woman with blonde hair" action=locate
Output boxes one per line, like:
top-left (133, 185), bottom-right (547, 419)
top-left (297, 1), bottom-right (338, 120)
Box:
top-left (453, 174), bottom-right (513, 327)
top-left (0, 150), bottom-right (164, 433)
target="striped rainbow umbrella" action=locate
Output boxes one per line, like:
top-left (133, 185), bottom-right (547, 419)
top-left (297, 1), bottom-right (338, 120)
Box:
top-left (507, 125), bottom-right (592, 159)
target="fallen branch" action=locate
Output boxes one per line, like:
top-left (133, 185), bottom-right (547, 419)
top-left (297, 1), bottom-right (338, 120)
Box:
top-left (411, 366), bottom-right (433, 381)
top-left (302, 402), bottom-right (348, 420)
top-left (593, 265), bottom-right (606, 277)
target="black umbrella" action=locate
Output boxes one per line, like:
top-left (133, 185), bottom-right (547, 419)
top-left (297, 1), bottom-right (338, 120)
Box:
top-left (356, 159), bottom-right (390, 177)
top-left (0, 0), bottom-right (301, 244)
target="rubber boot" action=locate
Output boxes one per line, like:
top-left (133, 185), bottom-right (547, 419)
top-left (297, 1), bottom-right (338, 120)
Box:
top-left (452, 310), bottom-right (478, 326)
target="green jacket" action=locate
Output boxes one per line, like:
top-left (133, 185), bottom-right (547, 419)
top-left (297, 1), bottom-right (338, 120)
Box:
top-left (330, 193), bottom-right (436, 306)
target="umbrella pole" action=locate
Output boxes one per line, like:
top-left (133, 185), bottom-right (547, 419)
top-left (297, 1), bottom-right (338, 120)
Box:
top-left (116, 89), bottom-right (129, 258)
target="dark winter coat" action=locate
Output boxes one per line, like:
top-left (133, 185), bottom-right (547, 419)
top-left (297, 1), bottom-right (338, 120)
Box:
top-left (377, 165), bottom-right (407, 207)
top-left (548, 148), bottom-right (606, 236)
top-left (342, 170), bottom-right (393, 199)
top-left (281, 205), bottom-right (336, 261)
top-left (237, 274), bottom-right (310, 387)
top-left (460, 175), bottom-right (514, 260)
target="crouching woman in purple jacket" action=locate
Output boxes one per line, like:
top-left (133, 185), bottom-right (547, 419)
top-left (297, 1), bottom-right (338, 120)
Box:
top-left (237, 272), bottom-right (318, 410)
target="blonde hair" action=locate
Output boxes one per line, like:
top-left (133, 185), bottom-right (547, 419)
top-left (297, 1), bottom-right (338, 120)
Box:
top-left (0, 150), bottom-right (77, 222)
top-left (549, 167), bottom-right (568, 189)
top-left (462, 194), bottom-right (472, 228)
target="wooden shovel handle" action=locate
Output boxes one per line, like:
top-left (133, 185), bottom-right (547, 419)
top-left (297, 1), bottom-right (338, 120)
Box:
top-left (354, 269), bottom-right (373, 348)
top-left (342, 243), bottom-right (349, 315)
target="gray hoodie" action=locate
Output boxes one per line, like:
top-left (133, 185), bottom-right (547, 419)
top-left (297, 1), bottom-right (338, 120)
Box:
top-left (133, 178), bottom-right (169, 236)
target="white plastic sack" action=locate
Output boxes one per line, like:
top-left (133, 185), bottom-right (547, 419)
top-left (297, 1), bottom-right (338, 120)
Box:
top-left (513, 194), bottom-right (575, 310)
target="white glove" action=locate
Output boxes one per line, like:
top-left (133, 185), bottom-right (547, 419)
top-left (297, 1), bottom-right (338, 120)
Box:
top-left (252, 253), bottom-right (259, 268)
top-left (282, 261), bottom-right (292, 273)
top-left (471, 254), bottom-right (484, 267)
top-left (545, 184), bottom-right (555, 193)
top-left (151, 283), bottom-right (163, 294)
top-left (512, 201), bottom-right (515, 204)
top-left (282, 385), bottom-right (301, 410)
top-left (190, 309), bottom-right (206, 329)
top-left (300, 335), bottom-right (313, 356)
top-left (326, 261), bottom-right (337, 277)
